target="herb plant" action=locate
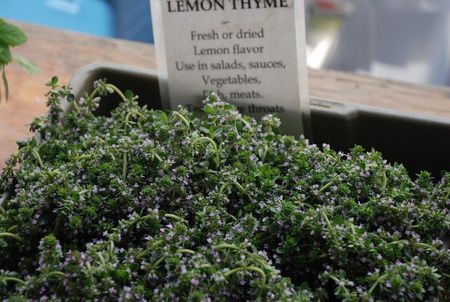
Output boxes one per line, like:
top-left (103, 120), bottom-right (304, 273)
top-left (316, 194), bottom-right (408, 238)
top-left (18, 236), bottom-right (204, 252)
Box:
top-left (0, 78), bottom-right (448, 301)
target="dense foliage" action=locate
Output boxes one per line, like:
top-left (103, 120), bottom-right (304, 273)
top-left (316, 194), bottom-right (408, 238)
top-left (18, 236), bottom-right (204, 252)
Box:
top-left (0, 78), bottom-right (449, 301)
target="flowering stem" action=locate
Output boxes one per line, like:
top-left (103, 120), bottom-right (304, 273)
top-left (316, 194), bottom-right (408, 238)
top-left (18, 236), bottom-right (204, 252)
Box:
top-left (0, 232), bottom-right (22, 241)
top-left (219, 180), bottom-right (252, 201)
top-left (152, 256), bottom-right (166, 270)
top-left (320, 210), bottom-right (336, 238)
top-left (224, 266), bottom-right (266, 296)
top-left (193, 169), bottom-right (218, 176)
top-left (328, 275), bottom-right (351, 296)
top-left (196, 136), bottom-right (217, 151)
top-left (381, 169), bottom-right (387, 192)
top-left (412, 242), bottom-right (435, 250)
top-left (214, 243), bottom-right (240, 251)
top-left (87, 83), bottom-right (128, 105)
top-left (173, 111), bottom-right (190, 128)
top-left (177, 249), bottom-right (196, 255)
top-left (214, 244), bottom-right (271, 271)
top-left (348, 222), bottom-right (357, 243)
top-left (71, 99), bottom-right (80, 113)
top-left (87, 87), bottom-right (101, 103)
top-left (368, 273), bottom-right (389, 296)
top-left (1, 276), bottom-right (25, 285)
top-left (136, 240), bottom-right (163, 259)
top-left (46, 271), bottom-right (65, 278)
top-left (195, 136), bottom-right (220, 168)
top-left (107, 84), bottom-right (129, 103)
top-left (386, 240), bottom-right (408, 247)
top-left (151, 151), bottom-right (163, 163)
top-left (131, 214), bottom-right (161, 229)
top-left (164, 213), bottom-right (185, 222)
top-left (122, 151), bottom-right (127, 180)
top-left (318, 176), bottom-right (338, 194)
top-left (31, 147), bottom-right (45, 169)
top-left (96, 252), bottom-right (107, 267)
top-left (294, 199), bottom-right (312, 209)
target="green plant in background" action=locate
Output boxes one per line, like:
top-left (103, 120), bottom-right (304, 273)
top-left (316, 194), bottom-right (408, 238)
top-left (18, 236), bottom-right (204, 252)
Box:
top-left (0, 18), bottom-right (39, 103)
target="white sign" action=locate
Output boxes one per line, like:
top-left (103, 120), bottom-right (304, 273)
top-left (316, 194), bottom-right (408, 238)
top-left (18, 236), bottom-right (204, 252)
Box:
top-left (151, 0), bottom-right (310, 135)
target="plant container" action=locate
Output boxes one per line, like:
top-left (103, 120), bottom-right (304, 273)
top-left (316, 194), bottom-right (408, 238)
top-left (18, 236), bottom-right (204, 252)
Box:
top-left (68, 62), bottom-right (450, 177)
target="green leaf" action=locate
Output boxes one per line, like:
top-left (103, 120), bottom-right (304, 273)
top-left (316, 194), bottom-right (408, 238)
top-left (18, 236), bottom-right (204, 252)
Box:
top-left (333, 215), bottom-right (344, 225)
top-left (12, 54), bottom-right (40, 75)
top-left (0, 19), bottom-right (27, 47)
top-left (0, 44), bottom-right (12, 65)
top-left (0, 239), bottom-right (7, 248)
top-left (124, 90), bottom-right (134, 101)
top-left (47, 76), bottom-right (59, 87)
top-left (275, 247), bottom-right (285, 254)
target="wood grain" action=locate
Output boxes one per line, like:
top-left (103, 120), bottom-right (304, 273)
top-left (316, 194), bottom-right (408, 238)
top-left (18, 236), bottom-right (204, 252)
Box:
top-left (1, 20), bottom-right (449, 168)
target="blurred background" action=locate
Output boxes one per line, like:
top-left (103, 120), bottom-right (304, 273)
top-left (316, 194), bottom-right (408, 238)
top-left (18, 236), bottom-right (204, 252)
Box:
top-left (1, 0), bottom-right (154, 42)
top-left (305, 0), bottom-right (450, 87)
top-left (2, 0), bottom-right (449, 87)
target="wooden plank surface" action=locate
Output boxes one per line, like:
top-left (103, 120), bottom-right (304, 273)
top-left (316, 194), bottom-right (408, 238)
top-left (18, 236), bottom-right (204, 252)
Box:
top-left (1, 20), bottom-right (450, 168)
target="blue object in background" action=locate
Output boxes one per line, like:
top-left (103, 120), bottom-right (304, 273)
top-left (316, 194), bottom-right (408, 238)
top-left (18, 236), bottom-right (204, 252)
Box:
top-left (0, 0), bottom-right (115, 37)
top-left (111, 0), bottom-right (153, 43)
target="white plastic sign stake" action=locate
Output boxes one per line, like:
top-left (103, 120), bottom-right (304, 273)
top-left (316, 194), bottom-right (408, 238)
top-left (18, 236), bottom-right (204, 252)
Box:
top-left (151, 0), bottom-right (310, 136)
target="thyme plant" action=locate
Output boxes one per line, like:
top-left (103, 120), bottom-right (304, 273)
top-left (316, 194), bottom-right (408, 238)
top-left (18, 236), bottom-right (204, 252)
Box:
top-left (0, 78), bottom-right (448, 301)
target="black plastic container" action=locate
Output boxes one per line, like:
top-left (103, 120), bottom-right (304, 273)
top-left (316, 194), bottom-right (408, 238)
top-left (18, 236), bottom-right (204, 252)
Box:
top-left (69, 62), bottom-right (450, 178)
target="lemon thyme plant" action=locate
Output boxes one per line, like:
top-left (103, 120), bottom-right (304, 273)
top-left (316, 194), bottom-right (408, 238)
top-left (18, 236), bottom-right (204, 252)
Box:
top-left (0, 78), bottom-right (449, 301)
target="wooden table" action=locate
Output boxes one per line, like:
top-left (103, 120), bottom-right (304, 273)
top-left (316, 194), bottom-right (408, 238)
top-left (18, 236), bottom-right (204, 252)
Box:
top-left (1, 21), bottom-right (450, 168)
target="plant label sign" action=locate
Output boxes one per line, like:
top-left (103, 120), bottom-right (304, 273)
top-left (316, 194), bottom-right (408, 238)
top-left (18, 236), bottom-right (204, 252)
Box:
top-left (151, 0), bottom-right (310, 135)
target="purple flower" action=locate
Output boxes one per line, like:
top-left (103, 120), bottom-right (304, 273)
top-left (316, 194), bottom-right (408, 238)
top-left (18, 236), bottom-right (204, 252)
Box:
top-left (191, 278), bottom-right (199, 286)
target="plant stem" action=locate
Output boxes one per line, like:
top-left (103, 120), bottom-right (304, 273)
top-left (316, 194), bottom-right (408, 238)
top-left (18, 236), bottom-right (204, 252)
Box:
top-left (1, 276), bottom-right (25, 285)
top-left (386, 240), bottom-right (408, 247)
top-left (224, 266), bottom-right (266, 296)
top-left (328, 275), bottom-right (351, 296)
top-left (320, 210), bottom-right (336, 238)
top-left (0, 232), bottom-right (22, 241)
top-left (164, 213), bottom-right (185, 222)
top-left (152, 256), bottom-right (166, 269)
top-left (368, 273), bottom-right (389, 296)
top-left (87, 83), bottom-right (128, 104)
top-left (2, 66), bottom-right (9, 102)
top-left (31, 148), bottom-right (45, 169)
top-left (381, 168), bottom-right (387, 192)
top-left (106, 84), bottom-right (129, 103)
top-left (177, 248), bottom-right (196, 255)
top-left (122, 151), bottom-right (127, 180)
top-left (173, 111), bottom-right (190, 128)
top-left (46, 271), bottom-right (65, 278)
top-left (214, 243), bottom-right (240, 251)
top-left (318, 176), bottom-right (338, 194)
